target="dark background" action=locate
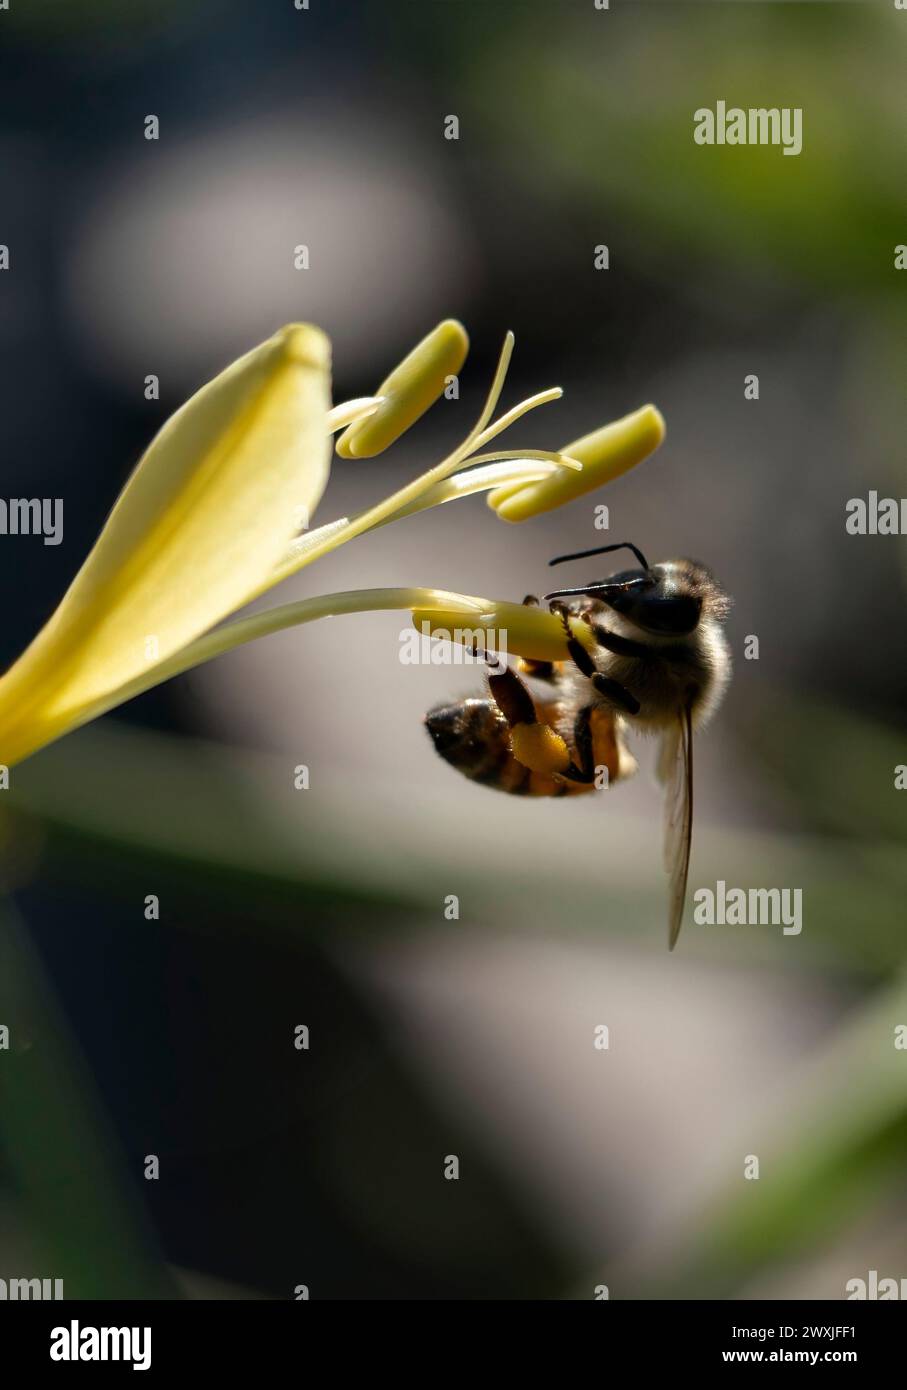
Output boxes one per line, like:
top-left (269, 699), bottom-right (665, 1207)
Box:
top-left (0, 0), bottom-right (905, 1300)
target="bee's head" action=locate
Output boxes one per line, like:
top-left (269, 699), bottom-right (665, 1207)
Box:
top-left (544, 545), bottom-right (729, 637)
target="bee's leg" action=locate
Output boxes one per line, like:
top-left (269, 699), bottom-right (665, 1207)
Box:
top-left (560, 706), bottom-right (597, 786)
top-left (591, 673), bottom-right (640, 716)
top-left (588, 621), bottom-right (649, 659)
top-left (486, 664), bottom-right (575, 778)
top-left (549, 601), bottom-right (601, 681)
top-left (518, 595), bottom-right (556, 680)
top-left (486, 663), bottom-right (537, 727)
top-left (549, 602), bottom-right (641, 715)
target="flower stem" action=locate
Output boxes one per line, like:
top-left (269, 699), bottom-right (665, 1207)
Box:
top-left (4, 589), bottom-right (488, 768)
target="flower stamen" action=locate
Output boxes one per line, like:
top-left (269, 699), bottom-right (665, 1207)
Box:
top-left (326, 397), bottom-right (383, 433)
top-left (269, 334), bottom-right (568, 585)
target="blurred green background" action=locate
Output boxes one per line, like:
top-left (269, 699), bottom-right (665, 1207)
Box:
top-left (0, 0), bottom-right (905, 1299)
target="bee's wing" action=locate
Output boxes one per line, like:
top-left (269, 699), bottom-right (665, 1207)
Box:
top-left (658, 705), bottom-right (694, 951)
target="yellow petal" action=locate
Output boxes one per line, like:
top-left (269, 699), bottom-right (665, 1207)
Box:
top-left (410, 597), bottom-right (595, 663)
top-left (335, 319), bottom-right (468, 459)
top-left (488, 403), bottom-right (665, 521)
top-left (0, 324), bottom-right (330, 765)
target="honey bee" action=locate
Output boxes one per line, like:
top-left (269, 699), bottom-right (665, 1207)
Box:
top-left (425, 542), bottom-right (732, 948)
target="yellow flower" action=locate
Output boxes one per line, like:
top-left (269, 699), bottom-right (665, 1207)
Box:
top-left (0, 325), bottom-right (334, 767)
top-left (0, 319), bottom-right (662, 770)
top-left (409, 597), bottom-right (595, 663)
top-left (487, 404), bottom-right (665, 522)
top-left (335, 319), bottom-right (469, 458)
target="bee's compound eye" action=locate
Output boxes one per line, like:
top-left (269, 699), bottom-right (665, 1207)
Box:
top-left (613, 592), bottom-right (701, 634)
top-left (647, 595), bottom-right (701, 634)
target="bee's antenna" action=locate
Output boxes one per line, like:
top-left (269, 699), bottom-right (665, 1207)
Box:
top-left (542, 577), bottom-right (650, 602)
top-left (548, 541), bottom-right (650, 571)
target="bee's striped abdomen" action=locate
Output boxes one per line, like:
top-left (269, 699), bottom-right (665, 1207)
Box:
top-left (424, 697), bottom-right (596, 797)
